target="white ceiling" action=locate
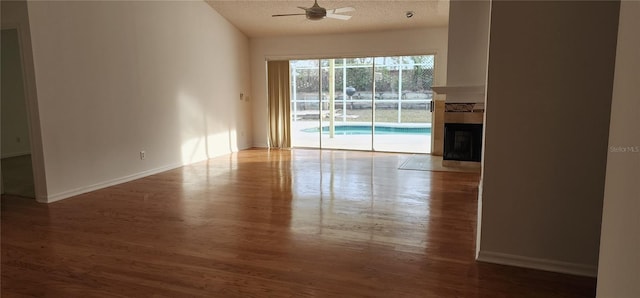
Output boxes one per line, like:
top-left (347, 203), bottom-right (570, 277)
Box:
top-left (206, 0), bottom-right (450, 38)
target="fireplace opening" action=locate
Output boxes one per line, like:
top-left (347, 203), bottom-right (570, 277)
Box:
top-left (443, 123), bottom-right (483, 162)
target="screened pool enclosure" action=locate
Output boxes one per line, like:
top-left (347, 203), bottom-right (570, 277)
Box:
top-left (290, 55), bottom-right (434, 153)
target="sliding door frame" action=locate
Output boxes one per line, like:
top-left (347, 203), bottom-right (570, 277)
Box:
top-left (275, 52), bottom-right (437, 153)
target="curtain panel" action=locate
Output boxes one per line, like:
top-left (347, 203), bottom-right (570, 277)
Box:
top-left (267, 60), bottom-right (291, 148)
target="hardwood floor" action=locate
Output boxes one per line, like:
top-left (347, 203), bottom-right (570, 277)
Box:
top-left (1, 149), bottom-right (596, 297)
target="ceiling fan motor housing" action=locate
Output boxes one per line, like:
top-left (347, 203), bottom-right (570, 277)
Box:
top-left (272, 0), bottom-right (352, 21)
top-left (307, 7), bottom-right (327, 20)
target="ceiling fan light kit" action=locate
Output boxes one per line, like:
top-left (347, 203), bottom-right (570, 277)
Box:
top-left (272, 0), bottom-right (355, 21)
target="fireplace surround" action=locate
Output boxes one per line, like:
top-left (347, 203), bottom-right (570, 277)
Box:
top-left (440, 102), bottom-right (484, 167)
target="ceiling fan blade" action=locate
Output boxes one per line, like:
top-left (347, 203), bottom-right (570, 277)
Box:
top-left (297, 6), bottom-right (309, 11)
top-left (330, 7), bottom-right (355, 14)
top-left (272, 13), bottom-right (307, 17)
top-left (326, 13), bottom-right (351, 20)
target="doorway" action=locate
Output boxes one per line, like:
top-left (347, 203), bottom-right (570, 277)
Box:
top-left (1, 28), bottom-right (36, 198)
top-left (290, 55), bottom-right (434, 153)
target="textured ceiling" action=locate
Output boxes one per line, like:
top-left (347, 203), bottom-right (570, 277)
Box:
top-left (206, 0), bottom-right (449, 38)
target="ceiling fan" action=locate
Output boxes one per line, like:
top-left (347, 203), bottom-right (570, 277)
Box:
top-left (272, 0), bottom-right (355, 21)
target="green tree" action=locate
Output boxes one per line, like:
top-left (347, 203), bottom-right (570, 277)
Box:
top-left (346, 67), bottom-right (372, 92)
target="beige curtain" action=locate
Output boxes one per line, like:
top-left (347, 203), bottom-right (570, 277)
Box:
top-left (267, 60), bottom-right (291, 148)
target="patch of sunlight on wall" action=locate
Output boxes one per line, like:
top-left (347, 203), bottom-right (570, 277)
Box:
top-left (181, 138), bottom-right (208, 165)
top-left (177, 91), bottom-right (209, 165)
top-left (205, 131), bottom-right (233, 157)
top-left (177, 90), bottom-right (241, 165)
top-left (229, 130), bottom-right (239, 153)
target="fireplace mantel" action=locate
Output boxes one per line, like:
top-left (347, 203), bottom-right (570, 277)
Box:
top-left (431, 85), bottom-right (484, 95)
top-left (432, 85), bottom-right (485, 103)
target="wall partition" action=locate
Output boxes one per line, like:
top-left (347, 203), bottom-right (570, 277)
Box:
top-left (290, 55), bottom-right (434, 153)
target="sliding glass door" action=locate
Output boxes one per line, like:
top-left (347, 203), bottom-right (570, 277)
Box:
top-left (290, 55), bottom-right (433, 153)
top-left (290, 60), bottom-right (321, 148)
top-left (373, 56), bottom-right (433, 152)
top-left (320, 58), bottom-right (373, 151)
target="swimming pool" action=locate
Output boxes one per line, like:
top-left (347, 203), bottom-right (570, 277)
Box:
top-left (302, 125), bottom-right (431, 135)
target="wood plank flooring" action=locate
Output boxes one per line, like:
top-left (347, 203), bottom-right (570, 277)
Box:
top-left (1, 149), bottom-right (596, 297)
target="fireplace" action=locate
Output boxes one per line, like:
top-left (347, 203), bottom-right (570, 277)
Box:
top-left (443, 123), bottom-right (483, 162)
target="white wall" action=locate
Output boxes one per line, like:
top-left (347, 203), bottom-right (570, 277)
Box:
top-left (445, 0), bottom-right (490, 102)
top-left (26, 1), bottom-right (252, 202)
top-left (249, 27), bottom-right (449, 147)
top-left (1, 29), bottom-right (31, 158)
top-left (596, 1), bottom-right (640, 296)
top-left (478, 1), bottom-right (620, 276)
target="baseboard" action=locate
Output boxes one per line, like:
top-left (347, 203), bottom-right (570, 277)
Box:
top-left (42, 162), bottom-right (183, 203)
top-left (1, 151), bottom-right (31, 159)
top-left (475, 184), bottom-right (483, 257)
top-left (476, 250), bottom-right (598, 277)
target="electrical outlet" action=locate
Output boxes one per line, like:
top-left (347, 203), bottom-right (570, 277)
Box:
top-left (140, 151), bottom-right (146, 160)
